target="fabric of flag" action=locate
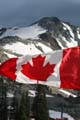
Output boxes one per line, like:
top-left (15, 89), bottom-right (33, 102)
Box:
top-left (0, 46), bottom-right (80, 89)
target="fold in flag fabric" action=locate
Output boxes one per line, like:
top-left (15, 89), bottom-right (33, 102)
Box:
top-left (0, 46), bottom-right (80, 89)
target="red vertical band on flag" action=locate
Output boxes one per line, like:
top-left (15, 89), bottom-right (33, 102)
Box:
top-left (0, 58), bottom-right (17, 80)
top-left (60, 46), bottom-right (80, 89)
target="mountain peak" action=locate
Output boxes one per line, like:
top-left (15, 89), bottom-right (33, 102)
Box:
top-left (34, 17), bottom-right (61, 30)
top-left (38, 17), bottom-right (60, 23)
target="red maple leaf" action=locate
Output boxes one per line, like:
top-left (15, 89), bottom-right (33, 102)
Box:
top-left (21, 55), bottom-right (55, 81)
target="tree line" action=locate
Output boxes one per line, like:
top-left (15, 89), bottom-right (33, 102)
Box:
top-left (0, 77), bottom-right (49, 120)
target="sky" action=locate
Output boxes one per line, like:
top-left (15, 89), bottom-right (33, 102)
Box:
top-left (0, 0), bottom-right (80, 27)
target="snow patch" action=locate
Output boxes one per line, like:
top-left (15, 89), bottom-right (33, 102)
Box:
top-left (49, 110), bottom-right (74, 120)
top-left (28, 90), bottom-right (36, 97)
top-left (59, 89), bottom-right (77, 98)
top-left (62, 23), bottom-right (74, 39)
top-left (4, 42), bottom-right (53, 56)
top-left (0, 24), bottom-right (46, 40)
top-left (28, 90), bottom-right (53, 98)
top-left (54, 35), bottom-right (77, 49)
top-left (4, 51), bottom-right (17, 58)
top-left (4, 42), bottom-right (42, 56)
top-left (61, 36), bottom-right (77, 47)
top-left (56, 38), bottom-right (65, 49)
top-left (77, 28), bottom-right (80, 39)
top-left (36, 42), bottom-right (53, 53)
top-left (7, 92), bottom-right (14, 98)
top-left (63, 26), bottom-right (67, 31)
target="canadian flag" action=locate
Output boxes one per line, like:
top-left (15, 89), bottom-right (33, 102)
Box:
top-left (0, 46), bottom-right (80, 89)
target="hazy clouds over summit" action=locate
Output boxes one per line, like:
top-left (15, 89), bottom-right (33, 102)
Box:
top-left (0, 0), bottom-right (80, 27)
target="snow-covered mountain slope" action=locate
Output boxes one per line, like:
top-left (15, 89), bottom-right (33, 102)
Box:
top-left (3, 41), bottom-right (53, 56)
top-left (0, 24), bottom-right (46, 40)
top-left (0, 19), bottom-right (79, 69)
top-left (0, 17), bottom-right (80, 60)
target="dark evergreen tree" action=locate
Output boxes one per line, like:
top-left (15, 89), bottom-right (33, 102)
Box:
top-left (19, 91), bottom-right (30, 120)
top-left (10, 91), bottom-right (19, 120)
top-left (25, 92), bottom-right (30, 119)
top-left (0, 76), bottom-right (7, 120)
top-left (32, 84), bottom-right (49, 120)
